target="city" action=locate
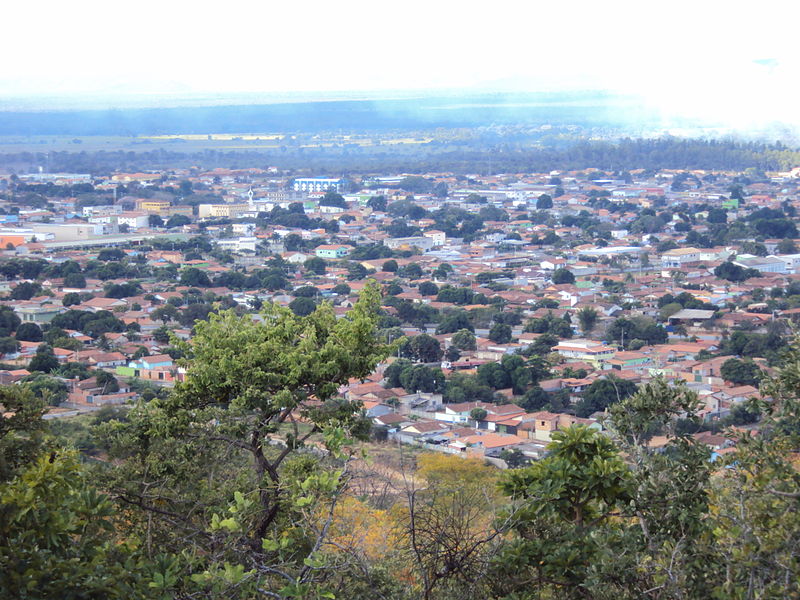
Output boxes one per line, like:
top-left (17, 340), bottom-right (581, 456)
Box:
top-left (2, 165), bottom-right (793, 462)
top-left (2, 0), bottom-right (800, 596)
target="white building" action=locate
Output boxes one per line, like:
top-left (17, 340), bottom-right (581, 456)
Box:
top-left (293, 178), bottom-right (345, 193)
top-left (551, 339), bottom-right (616, 364)
top-left (232, 223), bottom-right (256, 236)
top-left (777, 253), bottom-right (800, 273)
top-left (117, 212), bottom-right (149, 230)
top-left (423, 230), bottom-right (446, 247)
top-left (733, 255), bottom-right (787, 274)
top-left (82, 205), bottom-right (121, 217)
top-left (661, 247), bottom-right (701, 268)
top-left (216, 237), bottom-right (258, 253)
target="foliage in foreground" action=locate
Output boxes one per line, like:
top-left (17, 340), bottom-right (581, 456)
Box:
top-left (2, 287), bottom-right (800, 599)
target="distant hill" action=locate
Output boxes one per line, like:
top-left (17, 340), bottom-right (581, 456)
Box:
top-left (0, 92), bottom-right (653, 136)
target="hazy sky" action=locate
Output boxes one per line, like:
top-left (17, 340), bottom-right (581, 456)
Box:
top-left (2, 0), bottom-right (798, 125)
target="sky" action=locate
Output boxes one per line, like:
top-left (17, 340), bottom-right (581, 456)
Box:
top-left (2, 0), bottom-right (799, 127)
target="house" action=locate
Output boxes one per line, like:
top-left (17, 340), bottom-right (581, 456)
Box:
top-left (372, 412), bottom-right (413, 431)
top-left (667, 309), bottom-right (716, 326)
top-left (133, 354), bottom-right (174, 370)
top-left (362, 401), bottom-right (394, 418)
top-left (65, 376), bottom-right (135, 407)
top-left (435, 401), bottom-right (494, 424)
top-left (79, 297), bottom-right (128, 312)
top-left (453, 432), bottom-right (526, 457)
top-left (396, 420), bottom-right (451, 443)
top-left (0, 369), bottom-right (31, 384)
top-left (517, 412), bottom-right (601, 442)
top-left (480, 404), bottom-right (527, 431)
top-left (86, 352), bottom-right (127, 368)
top-left (13, 304), bottom-right (65, 324)
top-left (552, 339), bottom-right (616, 366)
top-left (607, 351), bottom-right (652, 371)
top-left (661, 247), bottom-right (701, 268)
top-left (383, 237), bottom-right (435, 251)
top-left (315, 244), bottom-right (350, 259)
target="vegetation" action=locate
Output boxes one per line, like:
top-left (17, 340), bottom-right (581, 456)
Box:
top-left (4, 279), bottom-right (800, 599)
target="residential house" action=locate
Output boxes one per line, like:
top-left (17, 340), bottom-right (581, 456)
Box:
top-left (315, 244), bottom-right (350, 259)
top-left (552, 339), bottom-right (616, 366)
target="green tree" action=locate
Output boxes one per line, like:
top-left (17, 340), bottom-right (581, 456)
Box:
top-left (10, 281), bottom-right (41, 300)
top-left (603, 377), bottom-right (716, 598)
top-left (383, 358), bottom-right (412, 388)
top-left (97, 248), bottom-right (125, 261)
top-left (0, 307), bottom-right (21, 337)
top-left (283, 233), bottom-right (304, 252)
top-left (418, 281), bottom-right (438, 296)
top-left (179, 267), bottom-right (212, 287)
top-left (576, 306), bottom-right (598, 334)
top-left (15, 322), bottom-right (43, 342)
top-left (710, 335), bottom-right (800, 598)
top-left (63, 272), bottom-right (86, 288)
top-left (551, 268), bottom-right (575, 284)
top-left (0, 385), bottom-right (47, 481)
top-left (521, 384), bottom-right (549, 411)
top-left (304, 256), bottom-right (327, 275)
top-left (436, 311), bottom-right (473, 334)
top-left (445, 345), bottom-right (461, 362)
top-left (451, 329), bottom-right (476, 351)
top-left (777, 238), bottom-right (797, 254)
top-left (720, 357), bottom-right (762, 386)
top-left (319, 189), bottom-right (347, 208)
top-left (575, 376), bottom-right (637, 417)
top-left (706, 207), bottom-right (728, 224)
top-left (95, 370), bottom-right (120, 394)
top-left (95, 282), bottom-right (388, 587)
top-left (62, 292), bottom-right (82, 307)
top-left (366, 195), bottom-right (387, 211)
top-left (494, 426), bottom-right (631, 596)
top-left (0, 451), bottom-right (153, 598)
top-left (536, 193), bottom-right (553, 209)
top-left (105, 282), bottom-right (141, 298)
top-left (658, 301), bottom-right (683, 321)
top-left (289, 296), bottom-right (316, 316)
top-left (166, 214), bottom-right (191, 228)
top-left (152, 304), bottom-right (179, 324)
top-left (23, 374), bottom-right (68, 405)
top-left (444, 372), bottom-right (495, 404)
top-left (0, 336), bottom-right (19, 357)
top-left (404, 333), bottom-right (443, 363)
top-left (399, 364), bottom-right (443, 393)
top-left (178, 303), bottom-right (214, 328)
top-left (292, 285), bottom-right (320, 298)
top-left (488, 322), bottom-right (512, 344)
top-left (153, 325), bottom-right (171, 343)
top-left (28, 345), bottom-right (59, 374)
top-left (401, 263), bottom-right (423, 279)
top-left (470, 407), bottom-right (487, 422)
top-left (714, 261), bottom-right (759, 282)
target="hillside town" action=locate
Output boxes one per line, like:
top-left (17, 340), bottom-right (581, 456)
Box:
top-left (2, 165), bottom-right (798, 465)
